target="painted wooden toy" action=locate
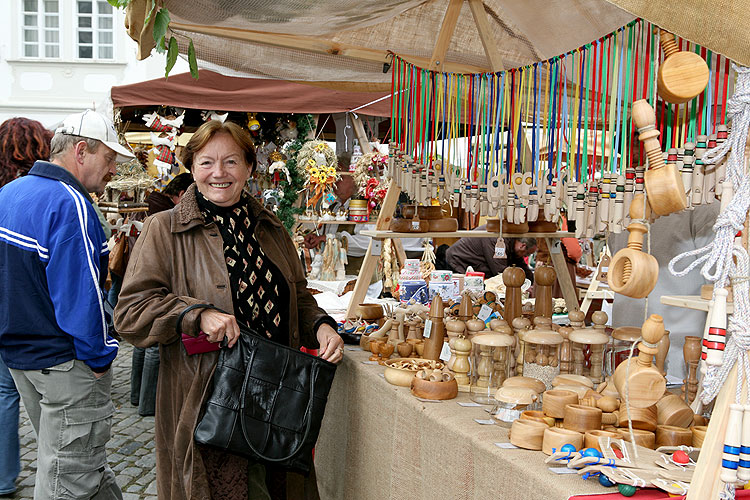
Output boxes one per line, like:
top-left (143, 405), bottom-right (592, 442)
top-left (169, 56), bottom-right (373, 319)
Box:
top-left (739, 405), bottom-right (750, 481)
top-left (632, 99), bottom-right (687, 215)
top-left (656, 29), bottom-right (709, 104)
top-left (720, 404), bottom-right (743, 483)
top-left (704, 287), bottom-right (728, 368)
top-left (612, 314), bottom-right (667, 408)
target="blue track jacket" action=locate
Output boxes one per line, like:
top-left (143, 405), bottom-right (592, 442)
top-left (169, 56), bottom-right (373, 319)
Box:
top-left (0, 161), bottom-right (118, 371)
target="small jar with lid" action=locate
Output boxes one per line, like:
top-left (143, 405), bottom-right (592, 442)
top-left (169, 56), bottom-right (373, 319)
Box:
top-left (568, 311), bottom-right (610, 383)
top-left (491, 386), bottom-right (539, 423)
top-left (470, 333), bottom-right (514, 404)
top-left (520, 330), bottom-right (563, 389)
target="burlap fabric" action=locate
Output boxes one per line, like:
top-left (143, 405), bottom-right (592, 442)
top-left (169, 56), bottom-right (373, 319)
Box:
top-left (314, 348), bottom-right (607, 500)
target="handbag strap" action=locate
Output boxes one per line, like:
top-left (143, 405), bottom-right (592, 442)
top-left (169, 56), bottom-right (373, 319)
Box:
top-left (176, 303), bottom-right (218, 336)
top-left (238, 349), bottom-right (319, 463)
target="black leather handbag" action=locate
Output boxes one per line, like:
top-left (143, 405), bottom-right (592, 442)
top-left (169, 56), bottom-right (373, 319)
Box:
top-left (186, 305), bottom-right (337, 474)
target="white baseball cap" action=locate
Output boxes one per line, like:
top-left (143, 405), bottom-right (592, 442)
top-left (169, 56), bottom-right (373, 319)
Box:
top-left (56, 109), bottom-right (135, 163)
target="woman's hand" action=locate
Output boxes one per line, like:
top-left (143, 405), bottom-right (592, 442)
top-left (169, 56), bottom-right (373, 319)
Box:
top-left (316, 323), bottom-right (344, 364)
top-left (199, 309), bottom-right (241, 348)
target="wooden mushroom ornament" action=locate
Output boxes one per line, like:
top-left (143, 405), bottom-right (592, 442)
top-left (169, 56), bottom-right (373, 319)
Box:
top-left (656, 29), bottom-right (709, 104)
top-left (612, 314), bottom-right (667, 408)
top-left (607, 193), bottom-right (659, 298)
top-left (632, 99), bottom-right (687, 215)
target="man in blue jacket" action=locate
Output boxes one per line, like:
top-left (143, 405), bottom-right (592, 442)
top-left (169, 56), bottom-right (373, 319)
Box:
top-left (0, 110), bottom-right (132, 499)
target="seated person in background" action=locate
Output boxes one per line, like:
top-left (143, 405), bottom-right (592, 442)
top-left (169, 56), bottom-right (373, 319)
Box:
top-left (445, 225), bottom-right (537, 282)
top-left (146, 172), bottom-right (193, 215)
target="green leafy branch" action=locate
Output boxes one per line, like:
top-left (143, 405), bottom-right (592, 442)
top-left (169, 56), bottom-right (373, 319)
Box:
top-left (108, 0), bottom-right (199, 79)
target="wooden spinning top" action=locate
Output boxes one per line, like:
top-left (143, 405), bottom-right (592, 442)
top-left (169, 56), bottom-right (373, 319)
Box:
top-left (534, 266), bottom-right (556, 319)
top-left (607, 193), bottom-right (659, 298)
top-left (632, 100), bottom-right (687, 215)
top-left (656, 29), bottom-right (709, 104)
top-left (612, 314), bottom-right (667, 408)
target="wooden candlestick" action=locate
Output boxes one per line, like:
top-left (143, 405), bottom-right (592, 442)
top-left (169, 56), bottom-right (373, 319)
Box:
top-left (423, 295), bottom-right (446, 361)
top-left (655, 329), bottom-right (670, 376)
top-left (632, 99), bottom-right (687, 215)
top-left (656, 29), bottom-right (709, 104)
top-left (502, 267), bottom-right (526, 324)
top-left (534, 266), bottom-right (556, 319)
top-left (683, 335), bottom-right (701, 404)
top-left (608, 193), bottom-right (659, 298)
top-left (612, 314), bottom-right (667, 408)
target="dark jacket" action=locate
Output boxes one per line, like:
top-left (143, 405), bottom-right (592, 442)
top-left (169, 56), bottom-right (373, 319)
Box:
top-left (114, 184), bottom-right (330, 499)
top-left (445, 225), bottom-right (533, 282)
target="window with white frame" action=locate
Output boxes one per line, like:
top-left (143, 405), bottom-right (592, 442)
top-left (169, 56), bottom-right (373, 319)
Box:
top-left (76, 0), bottom-right (114, 60)
top-left (22, 0), bottom-right (61, 58)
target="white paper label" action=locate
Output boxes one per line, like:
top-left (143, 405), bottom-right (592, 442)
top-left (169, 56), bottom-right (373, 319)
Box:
top-left (362, 360), bottom-right (379, 365)
top-left (548, 467), bottom-right (579, 474)
top-left (495, 442), bottom-right (519, 449)
top-left (494, 246), bottom-right (506, 258)
top-left (411, 221), bottom-right (420, 230)
top-left (477, 304), bottom-right (493, 322)
top-left (378, 373), bottom-right (385, 378)
top-left (439, 342), bottom-right (451, 362)
top-left (423, 319), bottom-right (433, 339)
top-left (550, 240), bottom-right (562, 254)
top-left (345, 346), bottom-right (362, 351)
top-left (416, 397), bottom-right (443, 403)
top-left (458, 402), bottom-right (484, 407)
top-left (474, 418), bottom-right (495, 425)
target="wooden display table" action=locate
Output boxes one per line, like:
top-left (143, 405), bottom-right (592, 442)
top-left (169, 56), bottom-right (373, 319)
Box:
top-left (315, 347), bottom-right (610, 499)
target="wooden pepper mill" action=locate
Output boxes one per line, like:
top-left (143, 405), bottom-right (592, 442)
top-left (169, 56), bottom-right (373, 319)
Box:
top-left (452, 335), bottom-right (472, 385)
top-left (656, 29), bottom-right (710, 104)
top-left (607, 193), bottom-right (659, 298)
top-left (632, 99), bottom-right (687, 215)
top-left (534, 266), bottom-right (556, 319)
top-left (423, 295), bottom-right (446, 361)
top-left (612, 314), bottom-right (667, 408)
top-left (503, 266), bottom-right (526, 324)
top-left (682, 335), bottom-right (701, 404)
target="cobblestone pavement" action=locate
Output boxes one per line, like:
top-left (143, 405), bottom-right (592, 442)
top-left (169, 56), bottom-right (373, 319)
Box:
top-left (14, 343), bottom-right (157, 500)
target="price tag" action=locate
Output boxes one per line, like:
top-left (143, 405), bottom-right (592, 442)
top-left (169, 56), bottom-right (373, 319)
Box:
top-left (416, 397), bottom-right (443, 403)
top-left (474, 418), bottom-right (495, 425)
top-left (362, 360), bottom-right (379, 365)
top-left (550, 239), bottom-right (562, 254)
top-left (423, 319), bottom-right (433, 339)
top-left (458, 402), bottom-right (484, 407)
top-left (378, 373), bottom-right (385, 378)
top-left (477, 304), bottom-right (493, 322)
top-left (495, 442), bottom-right (519, 449)
top-left (494, 237), bottom-right (506, 258)
top-left (439, 342), bottom-right (451, 362)
top-left (411, 221), bottom-right (420, 231)
top-left (345, 346), bottom-right (362, 351)
top-left (548, 467), bottom-right (579, 474)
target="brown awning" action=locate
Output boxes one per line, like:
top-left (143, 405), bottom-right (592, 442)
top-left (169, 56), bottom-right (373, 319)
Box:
top-left (110, 70), bottom-right (392, 117)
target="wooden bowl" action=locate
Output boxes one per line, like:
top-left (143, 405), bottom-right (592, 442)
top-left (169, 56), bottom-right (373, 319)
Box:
top-left (563, 404), bottom-right (602, 433)
top-left (417, 205), bottom-right (443, 220)
top-left (401, 205), bottom-right (417, 219)
top-left (427, 218), bottom-right (458, 232)
top-left (617, 404), bottom-right (657, 431)
top-left (520, 410), bottom-right (554, 427)
top-left (357, 303), bottom-right (384, 320)
top-left (409, 219), bottom-right (430, 233)
top-left (596, 396), bottom-right (620, 413)
top-left (542, 427), bottom-right (583, 455)
top-left (552, 374), bottom-right (594, 389)
top-left (383, 358), bottom-right (443, 387)
top-left (528, 219), bottom-right (557, 233)
top-left (585, 429), bottom-right (621, 452)
top-left (486, 218), bottom-right (502, 233)
top-left (618, 428), bottom-right (656, 449)
top-left (542, 389), bottom-right (579, 419)
top-left (509, 418), bottom-right (547, 450)
top-left (503, 376), bottom-right (546, 394)
top-left (553, 384), bottom-right (589, 399)
top-left (389, 218), bottom-right (412, 233)
top-left (410, 377), bottom-right (458, 400)
top-left (656, 393), bottom-right (693, 428)
top-left (656, 425), bottom-right (693, 447)
top-left (692, 425), bottom-right (708, 448)
top-left (503, 222), bottom-right (530, 234)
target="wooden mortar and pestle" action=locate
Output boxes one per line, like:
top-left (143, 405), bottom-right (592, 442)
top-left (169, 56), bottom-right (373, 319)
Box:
top-left (612, 314), bottom-right (667, 408)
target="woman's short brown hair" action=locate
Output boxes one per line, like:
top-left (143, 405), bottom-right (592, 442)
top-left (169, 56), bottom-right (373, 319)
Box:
top-left (181, 120), bottom-right (256, 172)
top-left (0, 117), bottom-right (53, 187)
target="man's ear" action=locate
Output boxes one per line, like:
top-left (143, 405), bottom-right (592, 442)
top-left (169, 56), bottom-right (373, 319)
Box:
top-left (74, 141), bottom-right (88, 163)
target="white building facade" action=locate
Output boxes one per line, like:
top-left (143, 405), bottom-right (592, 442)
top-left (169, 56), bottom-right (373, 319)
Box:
top-left (0, 0), bottom-right (187, 127)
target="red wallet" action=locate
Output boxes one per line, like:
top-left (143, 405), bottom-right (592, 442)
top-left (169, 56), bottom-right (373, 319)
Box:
top-left (181, 332), bottom-right (221, 355)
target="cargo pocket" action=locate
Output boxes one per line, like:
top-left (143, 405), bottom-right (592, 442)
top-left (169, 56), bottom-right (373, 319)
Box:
top-left (56, 402), bottom-right (115, 499)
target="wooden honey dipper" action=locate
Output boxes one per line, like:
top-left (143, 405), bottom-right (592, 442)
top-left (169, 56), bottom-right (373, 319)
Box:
top-left (632, 99), bottom-right (687, 216)
top-left (607, 193), bottom-right (659, 298)
top-left (656, 29), bottom-right (709, 104)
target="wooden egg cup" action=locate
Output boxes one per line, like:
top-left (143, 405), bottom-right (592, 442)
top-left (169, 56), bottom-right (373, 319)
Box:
top-left (613, 314), bottom-right (667, 408)
top-left (585, 430), bottom-right (621, 452)
top-left (656, 29), bottom-right (710, 104)
top-left (632, 99), bottom-right (687, 215)
top-left (608, 193), bottom-right (659, 298)
top-left (543, 389), bottom-right (580, 419)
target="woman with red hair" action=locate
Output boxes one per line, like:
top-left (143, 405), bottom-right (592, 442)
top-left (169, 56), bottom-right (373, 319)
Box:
top-left (0, 117), bottom-right (53, 187)
top-left (0, 116), bottom-right (51, 496)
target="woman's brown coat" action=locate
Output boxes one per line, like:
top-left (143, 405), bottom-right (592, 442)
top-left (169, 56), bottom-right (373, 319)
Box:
top-left (114, 185), bottom-right (329, 499)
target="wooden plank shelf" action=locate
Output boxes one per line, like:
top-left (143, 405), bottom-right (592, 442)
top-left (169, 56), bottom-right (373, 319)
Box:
top-left (660, 294), bottom-right (734, 314)
top-left (359, 230), bottom-right (574, 239)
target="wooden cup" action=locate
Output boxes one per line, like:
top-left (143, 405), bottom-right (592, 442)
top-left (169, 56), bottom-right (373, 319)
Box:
top-left (543, 389), bottom-right (580, 419)
top-left (509, 418), bottom-right (548, 450)
top-left (542, 427), bottom-right (583, 455)
top-left (563, 404), bottom-right (603, 433)
top-left (585, 429), bottom-right (621, 452)
top-left (692, 425), bottom-right (708, 448)
top-left (656, 425), bottom-right (693, 448)
top-left (618, 428), bottom-right (656, 449)
top-left (656, 393), bottom-right (694, 428)
top-left (521, 410), bottom-right (554, 427)
top-left (617, 404), bottom-right (657, 431)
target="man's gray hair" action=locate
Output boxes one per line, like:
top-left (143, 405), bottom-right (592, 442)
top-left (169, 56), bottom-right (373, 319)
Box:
top-left (519, 237), bottom-right (537, 248)
top-left (49, 133), bottom-right (100, 160)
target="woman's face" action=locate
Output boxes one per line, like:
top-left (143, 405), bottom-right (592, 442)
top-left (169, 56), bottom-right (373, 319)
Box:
top-left (193, 132), bottom-right (251, 206)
